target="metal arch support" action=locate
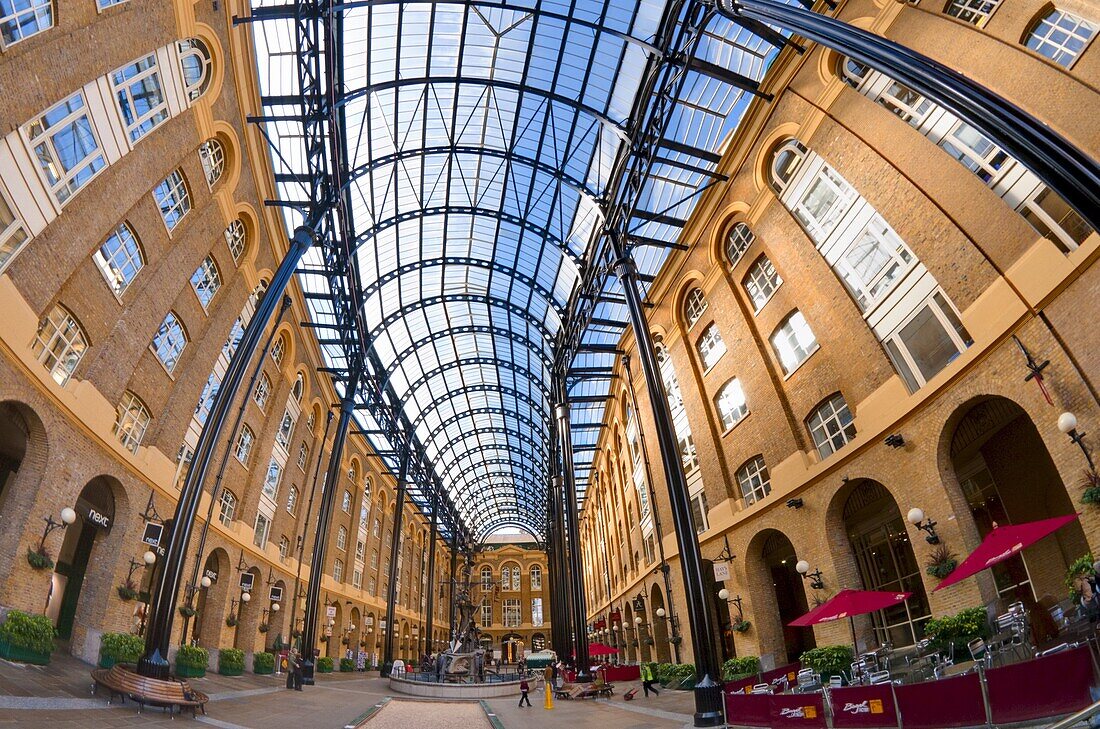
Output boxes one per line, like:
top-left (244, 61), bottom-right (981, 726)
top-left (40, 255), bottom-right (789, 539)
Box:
top-left (420, 407), bottom-right (551, 458)
top-left (450, 470), bottom-right (548, 507)
top-left (405, 384), bottom-right (550, 435)
top-left (351, 206), bottom-right (583, 266)
top-left (379, 325), bottom-right (555, 384)
top-left (398, 360), bottom-right (552, 415)
top-left (366, 293), bottom-right (559, 345)
top-left (473, 519), bottom-right (546, 543)
top-left (443, 456), bottom-right (548, 488)
top-left (358, 256), bottom-right (569, 317)
top-left (430, 425), bottom-right (550, 465)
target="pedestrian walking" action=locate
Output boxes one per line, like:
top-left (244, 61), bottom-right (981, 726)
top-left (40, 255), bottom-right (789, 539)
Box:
top-left (518, 677), bottom-right (532, 707)
top-left (641, 662), bottom-right (659, 697)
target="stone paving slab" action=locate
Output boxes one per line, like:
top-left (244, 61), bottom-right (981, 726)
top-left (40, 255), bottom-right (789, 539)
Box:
top-left (354, 698), bottom-right (491, 728)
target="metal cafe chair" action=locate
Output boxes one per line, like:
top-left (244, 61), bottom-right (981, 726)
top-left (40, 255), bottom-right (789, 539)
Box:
top-left (828, 674), bottom-right (845, 689)
top-left (751, 683), bottom-right (773, 695)
top-left (968, 637), bottom-right (992, 667)
top-left (868, 670), bottom-right (893, 685)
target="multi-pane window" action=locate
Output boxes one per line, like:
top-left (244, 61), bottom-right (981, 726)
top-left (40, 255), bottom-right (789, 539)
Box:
top-left (342, 490), bottom-right (352, 512)
top-left (530, 565), bottom-right (542, 591)
top-left (372, 518), bottom-right (380, 537)
top-left (178, 39), bottom-right (213, 101)
top-left (725, 222), bottom-right (755, 266)
top-left (480, 604), bottom-right (492, 627)
top-left (352, 569), bottom-right (362, 589)
top-left (279, 535), bottom-right (290, 560)
top-left (683, 288), bottom-right (708, 328)
top-left (94, 223), bottom-right (144, 296)
top-left (771, 311), bottom-right (818, 375)
top-left (1019, 187), bottom-right (1093, 253)
top-left (696, 323), bottom-right (727, 370)
top-left (736, 455), bottom-right (771, 506)
top-left (190, 256), bottom-right (221, 309)
top-left (26, 93), bottom-right (105, 204)
top-left (481, 566), bottom-right (493, 590)
top-left (337, 526), bottom-right (347, 551)
top-left (97, 0), bottom-right (128, 8)
top-left (355, 540), bottom-right (365, 561)
top-left (1, 0), bottom-right (52, 46)
top-left (884, 291), bottom-right (973, 392)
top-left (154, 170), bottom-right (190, 230)
top-left (152, 312), bottom-right (187, 373)
top-left (199, 139), bottom-right (225, 187)
top-left (807, 393), bottom-right (857, 460)
top-left (715, 378), bottom-right (748, 431)
top-left (939, 121), bottom-right (1010, 183)
top-left (286, 486), bottom-right (298, 514)
top-left (834, 218), bottom-right (914, 311)
top-left (234, 425), bottom-right (254, 464)
top-left (224, 220), bottom-right (247, 262)
top-left (218, 489), bottom-right (237, 525)
top-left (253, 512), bottom-right (270, 548)
top-left (253, 372), bottom-right (271, 409)
top-left (742, 255), bottom-right (782, 311)
top-left (297, 442), bottom-right (308, 470)
top-left (114, 391), bottom-right (150, 452)
top-left (503, 599), bottom-right (522, 628)
top-left (270, 336), bottom-right (286, 366)
top-left (1025, 8), bottom-right (1096, 67)
top-left (690, 491), bottom-right (709, 534)
top-left (111, 54), bottom-right (168, 142)
top-left (333, 558), bottom-right (344, 582)
top-left (0, 189), bottom-right (29, 275)
top-left (275, 409), bottom-right (294, 449)
top-left (368, 576), bottom-right (376, 595)
top-left (532, 598), bottom-right (544, 627)
top-left (262, 458), bottom-right (282, 499)
top-left (945, 0), bottom-right (1001, 27)
top-left (792, 163), bottom-right (857, 243)
top-left (371, 550), bottom-right (379, 569)
top-left (32, 305), bottom-right (88, 386)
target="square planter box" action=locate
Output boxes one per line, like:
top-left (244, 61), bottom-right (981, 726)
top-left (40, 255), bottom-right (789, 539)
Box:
top-left (317, 664), bottom-right (333, 673)
top-left (175, 663), bottom-right (207, 678)
top-left (254, 666), bottom-right (274, 675)
top-left (0, 640), bottom-right (50, 665)
top-left (219, 666), bottom-right (244, 676)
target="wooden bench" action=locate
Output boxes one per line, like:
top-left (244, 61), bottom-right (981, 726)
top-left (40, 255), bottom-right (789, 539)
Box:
top-left (92, 665), bottom-right (209, 717)
top-left (554, 681), bottom-right (614, 700)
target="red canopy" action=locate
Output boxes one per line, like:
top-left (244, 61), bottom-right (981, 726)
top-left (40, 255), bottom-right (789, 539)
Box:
top-left (789, 589), bottom-right (911, 627)
top-left (587, 643), bottom-right (619, 655)
top-left (933, 513), bottom-right (1080, 591)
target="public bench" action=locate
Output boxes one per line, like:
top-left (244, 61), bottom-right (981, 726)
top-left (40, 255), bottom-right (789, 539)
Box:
top-left (555, 681), bottom-right (615, 699)
top-left (91, 664), bottom-right (209, 717)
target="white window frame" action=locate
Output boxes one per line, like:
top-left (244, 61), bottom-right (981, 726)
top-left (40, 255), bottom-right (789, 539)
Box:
top-left (684, 288), bottom-right (708, 328)
top-left (771, 311), bottom-right (818, 376)
top-left (234, 425), bottom-right (254, 464)
top-left (111, 54), bottom-right (169, 143)
top-left (1025, 8), bottom-right (1097, 68)
top-left (743, 255), bottom-right (782, 312)
top-left (190, 255), bottom-right (221, 310)
top-left (832, 217), bottom-right (915, 313)
top-left (24, 92), bottom-right (106, 205)
top-left (530, 565), bottom-right (542, 591)
top-left (154, 169), bottom-right (190, 231)
top-left (297, 442), bottom-right (308, 470)
top-left (94, 223), bottom-right (144, 297)
top-left (287, 486), bottom-right (298, 514)
top-left (275, 409), bottom-right (294, 450)
top-left (253, 512), bottom-right (270, 548)
top-left (696, 323), bottom-right (727, 370)
top-left (151, 311), bottom-right (187, 374)
top-left (337, 526), bottom-right (348, 551)
top-left (253, 372), bottom-right (271, 410)
top-left (0, 185), bottom-right (30, 276)
top-left (883, 290), bottom-right (972, 392)
top-left (333, 558), bottom-right (344, 583)
top-left (503, 599), bottom-right (522, 628)
top-left (279, 535), bottom-right (290, 560)
top-left (715, 377), bottom-right (748, 431)
top-left (725, 222), bottom-right (755, 267)
top-left (224, 219), bottom-right (247, 261)
top-left (178, 39), bottom-right (213, 101)
top-left (218, 489), bottom-right (237, 525)
top-left (199, 139), bottom-right (225, 188)
top-left (1, 0), bottom-right (53, 46)
top-left (807, 393), bottom-right (857, 460)
top-left (736, 455), bottom-right (771, 506)
top-left (114, 391), bottom-right (150, 453)
top-left (32, 305), bottom-right (88, 386)
top-left (945, 0), bottom-right (1002, 28)
top-left (342, 489), bottom-right (352, 513)
top-left (262, 458), bottom-right (282, 500)
top-left (270, 336), bottom-right (286, 366)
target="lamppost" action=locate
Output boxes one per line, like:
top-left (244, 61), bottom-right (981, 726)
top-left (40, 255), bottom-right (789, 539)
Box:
top-left (795, 561), bottom-right (825, 591)
top-left (1059, 412), bottom-right (1096, 474)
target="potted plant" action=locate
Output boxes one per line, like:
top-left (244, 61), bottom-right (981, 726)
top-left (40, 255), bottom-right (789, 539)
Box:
top-left (178, 605), bottom-right (196, 618)
top-left (359, 640), bottom-right (367, 648)
top-left (340, 657), bottom-right (355, 672)
top-left (644, 637), bottom-right (654, 646)
top-left (116, 580), bottom-right (138, 602)
top-left (800, 646), bottom-right (854, 683)
top-left (1066, 553), bottom-right (1097, 598)
top-left (219, 647), bottom-right (245, 676)
top-left (341, 636), bottom-right (350, 646)
top-left (664, 663), bottom-right (696, 690)
top-left (226, 614), bottom-right (238, 628)
top-left (258, 622), bottom-right (269, 634)
top-left (923, 607), bottom-right (990, 655)
top-left (925, 544), bottom-right (958, 580)
top-left (1081, 471), bottom-right (1100, 505)
top-left (25, 546), bottom-right (54, 571)
top-left (253, 651), bottom-right (275, 675)
top-left (669, 635), bottom-right (683, 646)
top-left (721, 655), bottom-right (761, 681)
top-left (98, 632), bottom-right (143, 669)
top-left (0, 610), bottom-right (54, 664)
top-left (175, 645), bottom-right (209, 678)
top-left (732, 619), bottom-right (752, 633)
top-left (317, 656), bottom-right (334, 673)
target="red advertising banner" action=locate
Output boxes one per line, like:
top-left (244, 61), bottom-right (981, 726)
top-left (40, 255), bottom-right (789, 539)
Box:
top-left (723, 692), bottom-right (772, 727)
top-left (723, 675), bottom-right (758, 694)
top-left (829, 684), bottom-right (898, 728)
top-left (603, 664), bottom-right (639, 681)
top-left (893, 672), bottom-right (986, 728)
top-left (987, 645), bottom-right (1093, 723)
top-left (769, 693), bottom-right (827, 728)
top-left (759, 661), bottom-right (801, 691)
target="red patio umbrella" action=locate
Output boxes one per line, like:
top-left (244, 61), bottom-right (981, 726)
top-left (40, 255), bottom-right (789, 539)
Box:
top-left (587, 643), bottom-right (619, 655)
top-left (788, 589), bottom-right (912, 627)
top-left (933, 513), bottom-right (1081, 591)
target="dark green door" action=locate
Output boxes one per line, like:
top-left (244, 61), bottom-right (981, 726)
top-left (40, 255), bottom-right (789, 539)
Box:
top-left (55, 524), bottom-right (95, 640)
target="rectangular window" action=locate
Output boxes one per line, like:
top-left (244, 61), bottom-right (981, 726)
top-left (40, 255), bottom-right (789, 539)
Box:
top-left (96, 0), bottom-right (129, 8)
top-left (94, 223), bottom-right (144, 296)
top-left (111, 54), bottom-right (168, 143)
top-left (879, 80), bottom-right (933, 125)
top-left (253, 512), bottom-right (270, 548)
top-left (743, 256), bottom-right (782, 311)
top-left (503, 599), bottom-right (522, 628)
top-left (945, 0), bottom-right (1001, 28)
top-left (794, 165), bottom-right (855, 243)
top-left (0, 188), bottom-right (29, 275)
top-left (368, 576), bottom-right (376, 595)
top-left (737, 455), bottom-right (771, 506)
top-left (297, 443), bottom-right (308, 470)
top-left (153, 170), bottom-right (190, 230)
top-left (333, 558), bottom-right (343, 582)
top-left (262, 458), bottom-right (282, 499)
top-left (275, 410), bottom-right (294, 450)
top-left (26, 92), bottom-right (106, 204)
top-left (353, 569), bottom-right (362, 589)
top-left (808, 394), bottom-right (857, 460)
top-left (1027, 9), bottom-right (1097, 68)
top-left (1019, 187), bottom-right (1092, 254)
top-left (689, 491), bottom-right (709, 534)
top-left (481, 604), bottom-right (492, 627)
top-left (697, 323), bottom-right (727, 370)
top-left (771, 311), bottom-right (818, 375)
top-left (939, 122), bottom-right (1009, 184)
top-left (643, 532), bottom-right (655, 564)
top-left (679, 433), bottom-right (699, 474)
top-left (835, 217), bottom-right (914, 312)
top-left (356, 540), bottom-right (365, 561)
top-left (531, 598), bottom-right (544, 627)
top-left (884, 291), bottom-right (973, 391)
top-left (1, 0), bottom-right (52, 46)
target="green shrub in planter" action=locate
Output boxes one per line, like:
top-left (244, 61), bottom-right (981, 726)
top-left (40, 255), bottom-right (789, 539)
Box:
top-left (721, 656), bottom-right (760, 681)
top-left (800, 646), bottom-right (854, 681)
top-left (99, 632), bottom-right (144, 668)
top-left (664, 663), bottom-right (696, 690)
top-left (0, 610), bottom-right (54, 664)
top-left (219, 647), bottom-right (245, 676)
top-left (317, 656), bottom-right (334, 673)
top-left (924, 606), bottom-right (990, 654)
top-left (253, 651), bottom-right (275, 675)
top-left (25, 546), bottom-right (53, 571)
top-left (175, 645), bottom-right (209, 678)
top-left (339, 657), bottom-right (355, 672)
top-left (655, 662), bottom-right (675, 683)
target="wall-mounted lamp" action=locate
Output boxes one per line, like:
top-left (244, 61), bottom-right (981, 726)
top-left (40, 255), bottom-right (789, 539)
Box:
top-left (201, 575), bottom-right (213, 589)
top-left (717, 588), bottom-right (745, 619)
top-left (884, 433), bottom-right (905, 449)
top-left (795, 560), bottom-right (825, 590)
top-left (126, 550), bottom-right (157, 582)
top-left (786, 498), bottom-right (804, 509)
top-left (38, 507), bottom-right (77, 551)
top-left (1059, 412), bottom-right (1096, 473)
top-left (906, 508), bottom-right (941, 544)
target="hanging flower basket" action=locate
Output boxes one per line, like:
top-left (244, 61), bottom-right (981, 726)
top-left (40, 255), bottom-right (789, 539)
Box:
top-left (26, 547), bottom-right (53, 571)
top-left (1081, 471), bottom-right (1100, 505)
top-left (644, 637), bottom-right (654, 646)
top-left (258, 622), bottom-right (269, 634)
top-left (925, 544), bottom-right (959, 580)
top-left (179, 606), bottom-right (196, 618)
top-left (117, 584), bottom-right (138, 602)
top-left (732, 620), bottom-right (752, 633)
top-left (226, 615), bottom-right (239, 628)
top-left (669, 636), bottom-right (682, 646)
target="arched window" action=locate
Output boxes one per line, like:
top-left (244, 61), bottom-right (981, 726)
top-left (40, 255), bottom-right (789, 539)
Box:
top-left (199, 139), bottom-right (224, 188)
top-left (512, 566), bottom-right (521, 591)
top-left (696, 323), bottom-right (727, 370)
top-left (154, 169), bottom-right (190, 230)
top-left (530, 565), bottom-right (542, 591)
top-left (337, 526), bottom-right (348, 551)
top-left (714, 378), bottom-right (748, 430)
top-left (94, 223), bottom-right (144, 296)
top-left (287, 486), bottom-right (298, 514)
top-left (234, 425), bottom-right (254, 464)
top-left (224, 219), bottom-right (246, 261)
top-left (333, 558), bottom-right (344, 582)
top-left (769, 139), bottom-right (809, 194)
top-left (1025, 7), bottom-right (1096, 68)
top-left (480, 566), bottom-right (493, 590)
top-left (32, 304), bottom-right (89, 386)
top-left (114, 391), bottom-right (150, 452)
top-left (218, 489), bottom-right (237, 525)
top-left (152, 311), bottom-right (187, 373)
top-left (944, 0), bottom-right (1002, 28)
top-left (178, 38), bottom-right (213, 101)
top-left (736, 455), bottom-right (771, 506)
top-left (807, 393), bottom-right (857, 460)
top-left (190, 255), bottom-right (221, 310)
top-left (293, 373), bottom-right (304, 401)
top-left (253, 372), bottom-right (271, 409)
top-left (725, 222), bottom-right (755, 267)
top-left (770, 310), bottom-right (817, 375)
top-left (683, 288), bottom-right (708, 328)
top-left (742, 255), bottom-right (782, 311)
top-left (270, 334), bottom-right (286, 366)
top-left (342, 489), bottom-right (352, 512)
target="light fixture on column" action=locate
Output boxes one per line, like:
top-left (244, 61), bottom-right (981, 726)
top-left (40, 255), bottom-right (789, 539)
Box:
top-left (37, 507), bottom-right (77, 553)
top-left (795, 560), bottom-right (825, 590)
top-left (906, 508), bottom-right (941, 544)
top-left (201, 575), bottom-right (212, 589)
top-left (1059, 412), bottom-right (1096, 473)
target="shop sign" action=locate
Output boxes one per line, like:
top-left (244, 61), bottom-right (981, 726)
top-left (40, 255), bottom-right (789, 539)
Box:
top-left (270, 586), bottom-right (283, 602)
top-left (240, 572), bottom-right (255, 591)
top-left (204, 568), bottom-right (219, 583)
top-left (142, 522), bottom-right (163, 548)
top-left (713, 561), bottom-right (731, 582)
top-left (76, 496), bottom-right (112, 532)
top-left (326, 605), bottom-right (337, 618)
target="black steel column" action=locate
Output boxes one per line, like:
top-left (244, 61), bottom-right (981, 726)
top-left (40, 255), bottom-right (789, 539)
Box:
top-left (447, 535), bottom-right (458, 644)
top-left (553, 389), bottom-right (590, 681)
top-left (139, 223), bottom-right (319, 679)
top-left (548, 473), bottom-right (571, 658)
top-left (424, 487), bottom-right (439, 653)
top-left (382, 452), bottom-right (411, 671)
top-left (610, 246), bottom-right (722, 726)
top-left (545, 493), bottom-right (565, 657)
top-left (718, 0), bottom-right (1100, 231)
top-left (300, 376), bottom-right (359, 685)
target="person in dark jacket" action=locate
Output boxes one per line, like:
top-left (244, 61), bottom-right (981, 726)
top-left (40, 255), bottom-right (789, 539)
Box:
top-left (518, 677), bottom-right (532, 707)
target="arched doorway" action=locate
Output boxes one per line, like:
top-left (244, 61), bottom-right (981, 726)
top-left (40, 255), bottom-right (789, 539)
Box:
top-left (195, 548), bottom-right (230, 647)
top-left (753, 530), bottom-right (815, 665)
top-left (838, 480), bottom-right (931, 648)
top-left (702, 558), bottom-right (736, 661)
top-left (623, 605), bottom-right (637, 663)
top-left (948, 397), bottom-right (1088, 603)
top-left (649, 583), bottom-right (671, 663)
top-left (49, 476), bottom-right (118, 640)
top-left (501, 633), bottom-right (523, 663)
top-left (530, 632), bottom-right (546, 652)
top-left (0, 401), bottom-right (33, 508)
top-left (234, 567), bottom-right (263, 652)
